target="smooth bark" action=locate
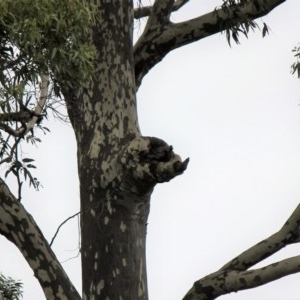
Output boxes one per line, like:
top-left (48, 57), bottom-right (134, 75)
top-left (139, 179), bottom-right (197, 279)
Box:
top-left (0, 178), bottom-right (80, 300)
top-left (134, 0), bottom-right (286, 87)
top-left (183, 204), bottom-right (300, 300)
top-left (64, 2), bottom-right (188, 299)
top-left (0, 1), bottom-right (296, 300)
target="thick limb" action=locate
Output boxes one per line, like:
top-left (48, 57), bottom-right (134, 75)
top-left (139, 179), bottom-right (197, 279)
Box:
top-left (183, 204), bottom-right (300, 300)
top-left (134, 0), bottom-right (285, 87)
top-left (0, 178), bottom-right (81, 300)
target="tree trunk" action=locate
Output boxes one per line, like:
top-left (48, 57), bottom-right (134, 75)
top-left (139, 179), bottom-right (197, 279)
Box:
top-left (63, 2), bottom-right (188, 299)
top-left (74, 2), bottom-right (141, 298)
top-left (0, 1), bottom-right (292, 299)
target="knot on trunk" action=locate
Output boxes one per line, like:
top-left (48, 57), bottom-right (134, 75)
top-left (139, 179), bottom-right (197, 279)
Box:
top-left (120, 136), bottom-right (189, 193)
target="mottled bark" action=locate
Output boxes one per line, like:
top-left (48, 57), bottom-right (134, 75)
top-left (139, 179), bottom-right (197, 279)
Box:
top-left (64, 2), bottom-right (189, 299)
top-left (64, 1), bottom-right (291, 299)
top-left (183, 204), bottom-right (300, 300)
top-left (134, 0), bottom-right (285, 87)
top-left (0, 178), bottom-right (80, 300)
top-left (0, 1), bottom-right (293, 300)
top-left (134, 0), bottom-right (189, 19)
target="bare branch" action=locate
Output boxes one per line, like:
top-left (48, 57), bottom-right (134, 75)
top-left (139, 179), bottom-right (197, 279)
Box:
top-left (221, 203), bottom-right (300, 271)
top-left (224, 256), bottom-right (300, 292)
top-left (134, 0), bottom-right (189, 19)
top-left (134, 0), bottom-right (285, 88)
top-left (50, 210), bottom-right (81, 247)
top-left (0, 178), bottom-right (81, 299)
top-left (183, 204), bottom-right (300, 300)
top-left (146, 0), bottom-right (175, 27)
top-left (0, 122), bottom-right (25, 137)
top-left (134, 5), bottom-right (151, 19)
top-left (184, 256), bottom-right (300, 300)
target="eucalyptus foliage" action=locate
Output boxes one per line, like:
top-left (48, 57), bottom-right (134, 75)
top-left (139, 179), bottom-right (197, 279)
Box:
top-left (0, 273), bottom-right (22, 300)
top-left (0, 0), bottom-right (96, 92)
top-left (0, 0), bottom-right (96, 194)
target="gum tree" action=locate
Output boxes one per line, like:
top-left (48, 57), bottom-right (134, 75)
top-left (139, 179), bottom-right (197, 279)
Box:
top-left (2, 1), bottom-right (300, 300)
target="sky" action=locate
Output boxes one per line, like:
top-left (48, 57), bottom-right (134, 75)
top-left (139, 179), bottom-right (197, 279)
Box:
top-left (1, 1), bottom-right (300, 299)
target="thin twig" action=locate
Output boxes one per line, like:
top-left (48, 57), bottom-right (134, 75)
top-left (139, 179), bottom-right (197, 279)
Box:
top-left (14, 137), bottom-right (22, 202)
top-left (0, 136), bottom-right (22, 166)
top-left (50, 210), bottom-right (82, 247)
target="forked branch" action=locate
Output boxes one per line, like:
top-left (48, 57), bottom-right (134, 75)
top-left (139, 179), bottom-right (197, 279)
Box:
top-left (134, 0), bottom-right (285, 88)
top-left (183, 204), bottom-right (300, 300)
top-left (221, 204), bottom-right (300, 271)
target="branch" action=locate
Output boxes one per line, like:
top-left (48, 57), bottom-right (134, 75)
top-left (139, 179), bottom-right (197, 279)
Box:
top-left (0, 178), bottom-right (81, 299)
top-left (223, 256), bottom-right (300, 292)
top-left (134, 0), bottom-right (189, 19)
top-left (134, 0), bottom-right (285, 88)
top-left (0, 73), bottom-right (48, 138)
top-left (183, 203), bottom-right (300, 300)
top-left (221, 203), bottom-right (300, 271)
top-left (0, 122), bottom-right (25, 137)
top-left (120, 136), bottom-right (189, 194)
top-left (23, 73), bottom-right (48, 134)
top-left (184, 256), bottom-right (300, 300)
top-left (146, 0), bottom-right (175, 27)
top-left (50, 210), bottom-right (81, 247)
top-left (0, 137), bottom-right (21, 165)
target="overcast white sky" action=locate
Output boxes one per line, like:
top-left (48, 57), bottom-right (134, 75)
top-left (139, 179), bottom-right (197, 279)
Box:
top-left (1, 1), bottom-right (300, 299)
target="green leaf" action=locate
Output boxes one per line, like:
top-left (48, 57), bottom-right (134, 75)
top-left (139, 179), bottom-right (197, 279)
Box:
top-left (22, 158), bottom-right (35, 163)
top-left (262, 22), bottom-right (269, 37)
top-left (26, 164), bottom-right (36, 169)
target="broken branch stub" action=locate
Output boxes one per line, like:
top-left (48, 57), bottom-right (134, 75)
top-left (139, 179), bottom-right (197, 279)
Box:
top-left (120, 136), bottom-right (189, 193)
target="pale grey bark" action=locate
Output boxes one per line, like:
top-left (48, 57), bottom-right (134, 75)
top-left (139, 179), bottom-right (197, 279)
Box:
top-left (134, 0), bottom-right (285, 87)
top-left (134, 0), bottom-right (189, 19)
top-left (183, 204), bottom-right (300, 300)
top-left (0, 74), bottom-right (47, 138)
top-left (0, 1), bottom-right (296, 300)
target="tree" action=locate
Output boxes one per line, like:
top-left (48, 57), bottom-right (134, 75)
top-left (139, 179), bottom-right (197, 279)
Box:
top-left (1, 0), bottom-right (300, 299)
top-left (0, 273), bottom-right (22, 300)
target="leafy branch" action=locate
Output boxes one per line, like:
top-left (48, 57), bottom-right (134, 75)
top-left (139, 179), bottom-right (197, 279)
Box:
top-left (4, 156), bottom-right (41, 201)
top-left (0, 273), bottom-right (23, 300)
